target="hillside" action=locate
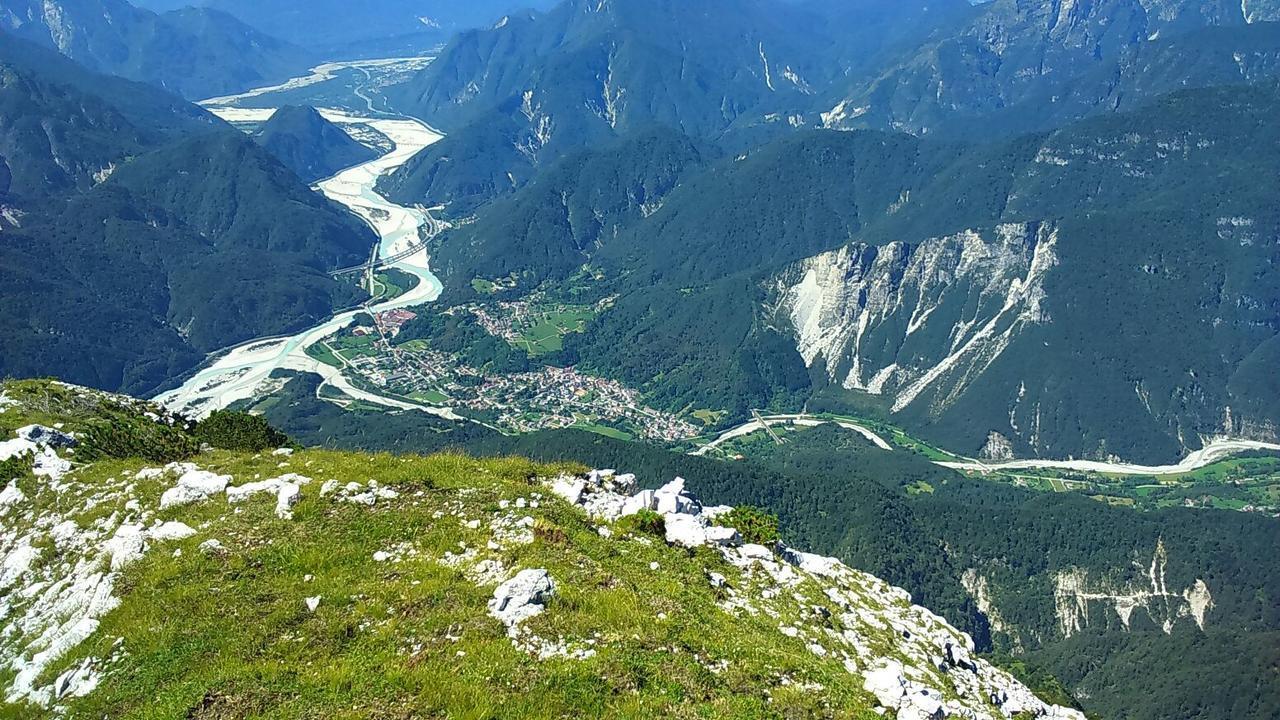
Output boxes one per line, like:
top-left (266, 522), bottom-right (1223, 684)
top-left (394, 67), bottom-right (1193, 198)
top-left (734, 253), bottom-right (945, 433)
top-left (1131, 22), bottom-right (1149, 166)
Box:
top-left (0, 379), bottom-right (1082, 719)
top-left (430, 82), bottom-right (1280, 463)
top-left (0, 40), bottom-right (375, 395)
top-left (820, 0), bottom-right (1280, 138)
top-left (254, 105), bottom-right (378, 183)
top-left (0, 0), bottom-right (310, 99)
top-left (382, 0), bottom-right (966, 210)
top-left (240, 372), bottom-right (1280, 720)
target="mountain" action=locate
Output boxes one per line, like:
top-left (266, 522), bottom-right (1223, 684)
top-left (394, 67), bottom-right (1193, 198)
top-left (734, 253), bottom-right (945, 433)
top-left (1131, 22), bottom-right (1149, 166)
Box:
top-left (254, 105), bottom-right (377, 183)
top-left (769, 83), bottom-right (1280, 463)
top-left (0, 31), bottom-right (214, 206)
top-left (0, 0), bottom-right (310, 99)
top-left (129, 0), bottom-right (560, 54)
top-left (0, 38), bottom-right (373, 395)
top-left (0, 379), bottom-right (1085, 719)
top-left (427, 78), bottom-right (1280, 464)
top-left (248, 372), bottom-right (1280, 720)
top-left (426, 128), bottom-right (710, 295)
top-left (820, 0), bottom-right (1280, 138)
top-left (383, 0), bottom-right (969, 211)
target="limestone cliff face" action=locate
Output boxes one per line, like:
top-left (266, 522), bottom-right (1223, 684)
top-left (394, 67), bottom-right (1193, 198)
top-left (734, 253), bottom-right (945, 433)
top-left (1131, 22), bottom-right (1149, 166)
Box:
top-left (774, 222), bottom-right (1057, 422)
top-left (959, 540), bottom-right (1215, 651)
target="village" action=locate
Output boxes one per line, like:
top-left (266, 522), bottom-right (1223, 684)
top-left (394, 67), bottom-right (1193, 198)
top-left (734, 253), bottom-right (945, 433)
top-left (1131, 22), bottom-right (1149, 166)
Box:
top-left (328, 306), bottom-right (700, 443)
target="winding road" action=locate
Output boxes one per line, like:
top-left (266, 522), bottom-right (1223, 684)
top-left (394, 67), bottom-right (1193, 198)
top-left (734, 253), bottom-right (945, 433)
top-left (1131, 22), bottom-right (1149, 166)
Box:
top-left (694, 414), bottom-right (1280, 478)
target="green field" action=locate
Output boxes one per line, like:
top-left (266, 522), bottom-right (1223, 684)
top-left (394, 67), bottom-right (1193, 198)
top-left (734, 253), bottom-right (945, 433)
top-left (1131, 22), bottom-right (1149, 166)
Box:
top-left (366, 269), bottom-right (419, 302)
top-left (304, 342), bottom-right (343, 369)
top-left (572, 421), bottom-right (634, 441)
top-left (514, 308), bottom-right (595, 355)
top-left (410, 390), bottom-right (450, 405)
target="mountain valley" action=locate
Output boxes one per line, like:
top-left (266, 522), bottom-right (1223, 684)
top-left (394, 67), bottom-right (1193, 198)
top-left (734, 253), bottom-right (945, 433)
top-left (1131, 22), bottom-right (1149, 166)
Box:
top-left (1, 1), bottom-right (1279, 718)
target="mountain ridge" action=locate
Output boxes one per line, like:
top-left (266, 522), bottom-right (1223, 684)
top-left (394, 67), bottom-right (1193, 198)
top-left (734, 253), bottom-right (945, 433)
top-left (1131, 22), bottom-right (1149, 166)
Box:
top-left (0, 378), bottom-right (1085, 719)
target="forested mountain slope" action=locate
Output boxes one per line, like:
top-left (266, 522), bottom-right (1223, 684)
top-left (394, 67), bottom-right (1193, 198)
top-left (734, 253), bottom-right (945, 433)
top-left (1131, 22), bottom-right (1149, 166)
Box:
top-left (382, 0), bottom-right (967, 211)
top-left (0, 38), bottom-right (373, 395)
top-left (0, 0), bottom-right (310, 99)
top-left (772, 83), bottom-right (1280, 462)
top-left (820, 0), bottom-right (1280, 138)
top-left (254, 105), bottom-right (377, 183)
top-left (428, 80), bottom-right (1279, 463)
top-left (426, 129), bottom-right (711, 296)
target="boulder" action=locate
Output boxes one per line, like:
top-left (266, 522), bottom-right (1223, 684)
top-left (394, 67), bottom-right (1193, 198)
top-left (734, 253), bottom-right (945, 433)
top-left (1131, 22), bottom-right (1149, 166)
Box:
top-left (489, 569), bottom-right (555, 625)
top-left (148, 521), bottom-right (196, 542)
top-left (654, 477), bottom-right (700, 515)
top-left (864, 662), bottom-right (907, 709)
top-left (16, 424), bottom-right (77, 448)
top-left (160, 469), bottom-right (231, 509)
top-left (0, 480), bottom-right (26, 510)
top-left (704, 525), bottom-right (742, 547)
top-left (621, 490), bottom-right (656, 516)
top-left (550, 476), bottom-right (587, 505)
top-left (104, 525), bottom-right (147, 570)
top-left (899, 687), bottom-right (944, 720)
top-left (664, 513), bottom-right (709, 548)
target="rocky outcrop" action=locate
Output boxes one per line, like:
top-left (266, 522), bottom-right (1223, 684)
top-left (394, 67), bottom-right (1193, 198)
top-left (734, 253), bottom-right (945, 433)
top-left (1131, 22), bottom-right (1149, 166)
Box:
top-left (545, 469), bottom-right (1085, 720)
top-left (775, 223), bottom-right (1057, 418)
top-left (1053, 539), bottom-right (1214, 637)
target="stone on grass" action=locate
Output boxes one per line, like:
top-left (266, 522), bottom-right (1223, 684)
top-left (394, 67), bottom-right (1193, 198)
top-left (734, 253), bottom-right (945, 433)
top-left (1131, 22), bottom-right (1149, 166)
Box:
top-left (160, 470), bottom-right (231, 509)
top-left (489, 569), bottom-right (555, 625)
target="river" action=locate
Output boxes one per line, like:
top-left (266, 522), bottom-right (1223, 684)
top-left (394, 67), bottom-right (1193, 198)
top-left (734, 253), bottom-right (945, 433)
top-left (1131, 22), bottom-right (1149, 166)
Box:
top-left (155, 103), bottom-right (455, 419)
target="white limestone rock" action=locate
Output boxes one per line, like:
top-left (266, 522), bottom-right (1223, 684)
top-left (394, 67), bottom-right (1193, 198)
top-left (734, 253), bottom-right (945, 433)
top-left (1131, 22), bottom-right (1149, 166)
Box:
top-left (664, 513), bottom-right (709, 548)
top-left (104, 525), bottom-right (147, 570)
top-left (148, 522), bottom-right (197, 542)
top-left (550, 476), bottom-right (587, 505)
top-left (654, 478), bottom-right (700, 515)
top-left (15, 425), bottom-right (77, 448)
top-left (0, 480), bottom-right (25, 513)
top-left (226, 475), bottom-right (306, 519)
top-left (489, 569), bottom-right (555, 626)
top-left (621, 490), bottom-right (656, 516)
top-left (159, 469), bottom-right (231, 509)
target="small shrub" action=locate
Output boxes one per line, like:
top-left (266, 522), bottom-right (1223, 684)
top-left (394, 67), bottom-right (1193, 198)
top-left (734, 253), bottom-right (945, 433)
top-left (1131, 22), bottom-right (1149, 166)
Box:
top-left (194, 411), bottom-right (291, 452)
top-left (715, 506), bottom-right (780, 546)
top-left (1, 452), bottom-right (34, 481)
top-left (533, 519), bottom-right (568, 546)
top-left (617, 509), bottom-right (666, 537)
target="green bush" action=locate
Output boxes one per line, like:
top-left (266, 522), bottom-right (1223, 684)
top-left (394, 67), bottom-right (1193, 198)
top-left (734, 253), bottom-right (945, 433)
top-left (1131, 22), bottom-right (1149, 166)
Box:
top-left (617, 509), bottom-right (666, 537)
top-left (80, 420), bottom-right (199, 463)
top-left (715, 506), bottom-right (780, 546)
top-left (1, 452), bottom-right (34, 481)
top-left (194, 411), bottom-right (291, 453)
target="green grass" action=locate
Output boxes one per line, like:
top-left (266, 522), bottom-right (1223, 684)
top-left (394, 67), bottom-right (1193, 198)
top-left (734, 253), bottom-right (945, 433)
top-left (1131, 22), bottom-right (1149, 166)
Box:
top-left (471, 278), bottom-right (498, 295)
top-left (17, 446), bottom-right (884, 719)
top-left (572, 422), bottom-right (634, 441)
top-left (410, 390), bottom-right (450, 405)
top-left (305, 342), bottom-right (343, 368)
top-left (513, 308), bottom-right (596, 356)
top-left (691, 409), bottom-right (727, 427)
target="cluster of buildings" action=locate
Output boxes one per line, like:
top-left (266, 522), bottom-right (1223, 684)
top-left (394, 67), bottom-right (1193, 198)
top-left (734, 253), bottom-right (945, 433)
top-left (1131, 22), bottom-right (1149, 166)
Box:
top-left (343, 342), bottom-right (698, 442)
